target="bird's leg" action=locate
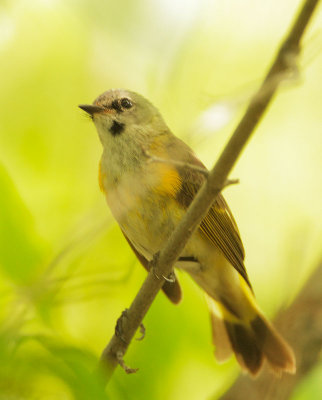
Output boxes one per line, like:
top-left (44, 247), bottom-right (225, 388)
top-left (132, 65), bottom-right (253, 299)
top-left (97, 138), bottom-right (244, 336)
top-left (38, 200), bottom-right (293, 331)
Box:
top-left (150, 251), bottom-right (176, 282)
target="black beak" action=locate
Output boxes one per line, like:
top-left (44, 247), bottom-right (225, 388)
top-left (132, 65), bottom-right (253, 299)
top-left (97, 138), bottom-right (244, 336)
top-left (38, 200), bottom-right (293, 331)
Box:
top-left (78, 104), bottom-right (105, 115)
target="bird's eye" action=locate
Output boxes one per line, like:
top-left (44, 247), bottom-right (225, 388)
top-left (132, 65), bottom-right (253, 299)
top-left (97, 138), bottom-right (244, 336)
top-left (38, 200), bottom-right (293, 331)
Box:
top-left (120, 98), bottom-right (133, 109)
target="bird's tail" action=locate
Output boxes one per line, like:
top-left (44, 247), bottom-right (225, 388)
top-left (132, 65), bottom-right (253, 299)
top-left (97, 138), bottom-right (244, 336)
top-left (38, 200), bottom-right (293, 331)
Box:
top-left (185, 251), bottom-right (296, 376)
top-left (207, 290), bottom-right (296, 376)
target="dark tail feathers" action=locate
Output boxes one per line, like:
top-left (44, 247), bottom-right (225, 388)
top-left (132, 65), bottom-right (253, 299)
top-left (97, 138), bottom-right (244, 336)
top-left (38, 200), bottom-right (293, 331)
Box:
top-left (224, 314), bottom-right (296, 376)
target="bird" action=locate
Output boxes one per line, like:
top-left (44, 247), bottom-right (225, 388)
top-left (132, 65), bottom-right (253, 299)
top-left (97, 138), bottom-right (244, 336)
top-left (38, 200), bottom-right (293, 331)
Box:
top-left (79, 89), bottom-right (295, 376)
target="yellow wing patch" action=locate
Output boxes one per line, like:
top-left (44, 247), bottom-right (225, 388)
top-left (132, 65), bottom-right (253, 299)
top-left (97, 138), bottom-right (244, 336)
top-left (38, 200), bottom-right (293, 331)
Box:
top-left (154, 164), bottom-right (182, 197)
top-left (149, 136), bottom-right (182, 197)
top-left (98, 159), bottom-right (106, 193)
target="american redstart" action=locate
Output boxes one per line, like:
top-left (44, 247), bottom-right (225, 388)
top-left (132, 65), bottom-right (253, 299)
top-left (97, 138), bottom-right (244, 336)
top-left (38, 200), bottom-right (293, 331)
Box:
top-left (79, 89), bottom-right (295, 376)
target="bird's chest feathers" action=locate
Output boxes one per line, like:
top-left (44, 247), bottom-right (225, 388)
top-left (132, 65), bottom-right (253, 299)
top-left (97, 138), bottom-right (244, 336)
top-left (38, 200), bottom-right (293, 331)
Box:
top-left (99, 153), bottom-right (182, 254)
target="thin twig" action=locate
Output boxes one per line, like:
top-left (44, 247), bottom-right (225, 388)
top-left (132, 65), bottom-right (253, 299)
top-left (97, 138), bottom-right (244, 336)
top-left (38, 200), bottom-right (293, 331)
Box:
top-left (223, 178), bottom-right (239, 188)
top-left (99, 0), bottom-right (320, 383)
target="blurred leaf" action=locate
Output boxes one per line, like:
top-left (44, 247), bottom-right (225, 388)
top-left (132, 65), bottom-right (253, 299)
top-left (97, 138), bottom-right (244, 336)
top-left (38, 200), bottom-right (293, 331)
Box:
top-left (0, 331), bottom-right (111, 400)
top-left (0, 163), bottom-right (46, 283)
top-left (34, 336), bottom-right (110, 400)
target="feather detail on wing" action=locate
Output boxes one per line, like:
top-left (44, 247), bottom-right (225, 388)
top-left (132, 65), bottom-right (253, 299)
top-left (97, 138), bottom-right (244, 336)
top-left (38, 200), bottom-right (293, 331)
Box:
top-left (173, 149), bottom-right (252, 289)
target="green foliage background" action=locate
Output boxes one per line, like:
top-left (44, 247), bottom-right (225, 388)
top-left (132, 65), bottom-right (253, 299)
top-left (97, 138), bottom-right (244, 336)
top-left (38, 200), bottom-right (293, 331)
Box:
top-left (0, 0), bottom-right (321, 399)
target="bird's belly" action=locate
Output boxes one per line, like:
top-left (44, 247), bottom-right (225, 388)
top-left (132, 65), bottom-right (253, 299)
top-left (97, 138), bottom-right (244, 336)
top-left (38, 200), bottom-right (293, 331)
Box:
top-left (105, 177), bottom-right (184, 260)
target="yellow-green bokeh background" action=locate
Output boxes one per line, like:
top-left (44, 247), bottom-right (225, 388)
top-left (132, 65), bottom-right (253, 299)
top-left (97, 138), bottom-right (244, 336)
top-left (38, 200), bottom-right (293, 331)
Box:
top-left (0, 0), bottom-right (321, 399)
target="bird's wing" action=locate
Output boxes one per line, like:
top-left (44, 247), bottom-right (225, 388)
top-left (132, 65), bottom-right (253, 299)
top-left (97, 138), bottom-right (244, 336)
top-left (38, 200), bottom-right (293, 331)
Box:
top-left (121, 229), bottom-right (182, 304)
top-left (174, 150), bottom-right (251, 289)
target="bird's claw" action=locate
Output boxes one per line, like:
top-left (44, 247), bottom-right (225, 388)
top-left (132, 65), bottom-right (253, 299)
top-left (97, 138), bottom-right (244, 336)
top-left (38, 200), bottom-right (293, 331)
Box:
top-left (150, 252), bottom-right (176, 282)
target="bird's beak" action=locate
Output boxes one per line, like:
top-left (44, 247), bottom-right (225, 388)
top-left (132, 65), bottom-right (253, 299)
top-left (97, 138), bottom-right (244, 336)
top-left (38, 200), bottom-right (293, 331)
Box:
top-left (78, 104), bottom-right (105, 116)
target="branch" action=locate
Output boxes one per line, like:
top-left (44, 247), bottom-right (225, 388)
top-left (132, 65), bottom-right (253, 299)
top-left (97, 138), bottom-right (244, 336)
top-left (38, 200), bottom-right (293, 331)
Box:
top-left (99, 0), bottom-right (320, 382)
top-left (220, 262), bottom-right (322, 400)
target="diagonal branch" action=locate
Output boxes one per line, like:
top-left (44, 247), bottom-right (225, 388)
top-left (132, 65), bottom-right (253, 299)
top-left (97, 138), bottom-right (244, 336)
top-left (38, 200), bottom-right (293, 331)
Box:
top-left (99, 0), bottom-right (320, 382)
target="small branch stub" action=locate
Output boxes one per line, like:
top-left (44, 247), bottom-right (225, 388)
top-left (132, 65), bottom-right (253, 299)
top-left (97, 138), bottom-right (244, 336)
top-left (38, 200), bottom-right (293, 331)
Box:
top-left (223, 178), bottom-right (239, 188)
